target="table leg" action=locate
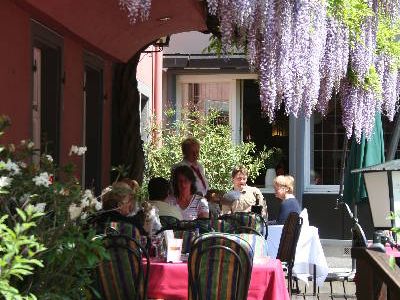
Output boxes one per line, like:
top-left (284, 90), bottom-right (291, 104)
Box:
top-left (313, 264), bottom-right (317, 295)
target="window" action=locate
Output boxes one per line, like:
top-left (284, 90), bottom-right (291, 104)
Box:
top-left (32, 21), bottom-right (63, 165)
top-left (311, 99), bottom-right (347, 185)
top-left (180, 82), bottom-right (230, 124)
top-left (383, 117), bottom-right (400, 159)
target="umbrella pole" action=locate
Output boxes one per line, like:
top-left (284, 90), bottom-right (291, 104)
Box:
top-left (337, 137), bottom-right (348, 239)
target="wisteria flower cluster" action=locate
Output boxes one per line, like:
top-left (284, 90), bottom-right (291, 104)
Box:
top-left (118, 0), bottom-right (152, 23)
top-left (204, 0), bottom-right (400, 142)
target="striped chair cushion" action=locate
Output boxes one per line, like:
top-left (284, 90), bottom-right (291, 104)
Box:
top-left (211, 218), bottom-right (236, 233)
top-left (233, 212), bottom-right (267, 238)
top-left (108, 222), bottom-right (146, 247)
top-left (235, 233), bottom-right (268, 258)
top-left (188, 233), bottom-right (254, 300)
top-left (97, 236), bottom-right (149, 300)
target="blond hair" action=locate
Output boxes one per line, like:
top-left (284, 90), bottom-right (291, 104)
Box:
top-left (102, 181), bottom-right (134, 210)
top-left (273, 175), bottom-right (295, 194)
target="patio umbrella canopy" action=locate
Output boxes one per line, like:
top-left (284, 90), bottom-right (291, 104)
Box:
top-left (343, 113), bottom-right (385, 206)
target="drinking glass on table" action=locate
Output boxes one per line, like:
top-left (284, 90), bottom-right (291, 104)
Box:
top-left (151, 234), bottom-right (166, 262)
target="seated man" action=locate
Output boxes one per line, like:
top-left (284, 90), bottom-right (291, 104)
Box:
top-left (148, 177), bottom-right (183, 220)
top-left (222, 166), bottom-right (267, 217)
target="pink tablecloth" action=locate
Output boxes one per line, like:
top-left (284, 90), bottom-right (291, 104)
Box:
top-left (147, 258), bottom-right (289, 300)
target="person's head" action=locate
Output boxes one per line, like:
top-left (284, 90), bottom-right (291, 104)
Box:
top-left (273, 175), bottom-right (295, 200)
top-left (172, 165), bottom-right (197, 197)
top-left (181, 137), bottom-right (200, 164)
top-left (231, 165), bottom-right (249, 191)
top-left (148, 177), bottom-right (170, 201)
top-left (102, 182), bottom-right (135, 216)
top-left (120, 178), bottom-right (140, 194)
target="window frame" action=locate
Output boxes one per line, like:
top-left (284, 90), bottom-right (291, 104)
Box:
top-left (31, 20), bottom-right (64, 165)
top-left (176, 74), bottom-right (257, 145)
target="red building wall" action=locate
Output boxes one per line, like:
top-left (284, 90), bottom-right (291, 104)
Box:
top-left (0, 0), bottom-right (112, 187)
top-left (0, 1), bottom-right (31, 143)
top-left (61, 38), bottom-right (84, 176)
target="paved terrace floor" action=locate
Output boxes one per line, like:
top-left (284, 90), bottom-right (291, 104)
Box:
top-left (290, 253), bottom-right (356, 299)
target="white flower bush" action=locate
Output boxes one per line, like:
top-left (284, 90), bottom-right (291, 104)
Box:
top-left (0, 117), bottom-right (108, 298)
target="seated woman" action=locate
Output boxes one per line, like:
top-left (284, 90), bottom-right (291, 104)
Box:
top-left (171, 165), bottom-right (209, 220)
top-left (148, 176), bottom-right (183, 220)
top-left (222, 166), bottom-right (267, 217)
top-left (273, 175), bottom-right (301, 224)
top-left (89, 181), bottom-right (146, 238)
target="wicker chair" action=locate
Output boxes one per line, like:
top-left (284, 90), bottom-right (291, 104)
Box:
top-left (276, 212), bottom-right (303, 296)
top-left (96, 234), bottom-right (150, 300)
top-left (188, 232), bottom-right (254, 300)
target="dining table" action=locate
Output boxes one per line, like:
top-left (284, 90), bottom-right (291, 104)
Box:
top-left (267, 224), bottom-right (329, 288)
top-left (146, 257), bottom-right (290, 300)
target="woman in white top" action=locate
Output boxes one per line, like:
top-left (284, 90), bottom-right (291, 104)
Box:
top-left (172, 165), bottom-right (209, 220)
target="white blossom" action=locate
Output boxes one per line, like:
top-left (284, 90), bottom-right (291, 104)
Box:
top-left (18, 161), bottom-right (27, 169)
top-left (19, 193), bottom-right (31, 205)
top-left (0, 176), bottom-right (12, 188)
top-left (69, 203), bottom-right (83, 220)
top-left (1, 159), bottom-right (21, 175)
top-left (32, 172), bottom-right (53, 187)
top-left (33, 202), bottom-right (46, 213)
top-left (69, 145), bottom-right (87, 156)
top-left (45, 155), bottom-right (53, 162)
top-left (81, 212), bottom-right (88, 220)
top-left (81, 189), bottom-right (96, 208)
top-left (94, 200), bottom-right (102, 211)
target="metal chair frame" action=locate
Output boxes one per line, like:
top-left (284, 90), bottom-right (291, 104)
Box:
top-left (276, 212), bottom-right (303, 296)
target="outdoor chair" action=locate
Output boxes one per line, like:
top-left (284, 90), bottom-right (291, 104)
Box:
top-left (159, 215), bottom-right (181, 230)
top-left (235, 232), bottom-right (268, 258)
top-left (276, 212), bottom-right (303, 296)
top-left (156, 217), bottom-right (212, 253)
top-left (188, 232), bottom-right (254, 300)
top-left (96, 234), bottom-right (150, 300)
top-left (88, 211), bottom-right (149, 249)
top-left (218, 212), bottom-right (268, 239)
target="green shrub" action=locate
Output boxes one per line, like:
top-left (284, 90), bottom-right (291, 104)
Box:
top-left (0, 206), bottom-right (44, 300)
top-left (143, 110), bottom-right (279, 192)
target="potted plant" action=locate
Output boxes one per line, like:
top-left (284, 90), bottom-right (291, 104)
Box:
top-left (263, 147), bottom-right (284, 188)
